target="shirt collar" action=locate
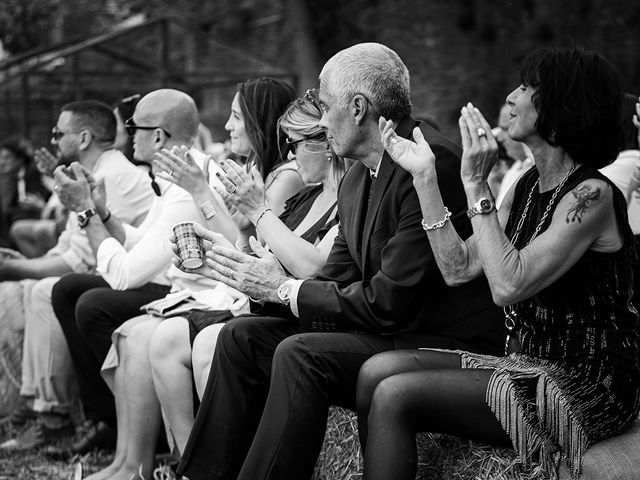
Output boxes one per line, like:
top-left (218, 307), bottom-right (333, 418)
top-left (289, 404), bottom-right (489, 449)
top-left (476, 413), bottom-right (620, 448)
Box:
top-left (369, 157), bottom-right (383, 179)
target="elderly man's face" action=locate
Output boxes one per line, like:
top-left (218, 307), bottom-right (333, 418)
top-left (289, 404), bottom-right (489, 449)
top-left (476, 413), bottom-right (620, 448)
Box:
top-left (317, 82), bottom-right (356, 159)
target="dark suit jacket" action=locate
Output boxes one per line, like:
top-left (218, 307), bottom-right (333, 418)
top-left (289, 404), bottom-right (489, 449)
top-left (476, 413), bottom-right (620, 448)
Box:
top-left (296, 117), bottom-right (503, 350)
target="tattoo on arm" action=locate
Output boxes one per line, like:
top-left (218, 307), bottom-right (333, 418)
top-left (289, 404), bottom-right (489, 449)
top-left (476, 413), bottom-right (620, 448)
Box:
top-left (566, 185), bottom-right (601, 223)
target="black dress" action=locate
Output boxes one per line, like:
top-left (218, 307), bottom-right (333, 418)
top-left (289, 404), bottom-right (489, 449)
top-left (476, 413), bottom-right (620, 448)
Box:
top-left (461, 166), bottom-right (640, 479)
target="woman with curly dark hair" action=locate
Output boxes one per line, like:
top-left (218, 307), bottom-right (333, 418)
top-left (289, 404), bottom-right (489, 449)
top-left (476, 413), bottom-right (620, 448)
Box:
top-left (359, 46), bottom-right (639, 480)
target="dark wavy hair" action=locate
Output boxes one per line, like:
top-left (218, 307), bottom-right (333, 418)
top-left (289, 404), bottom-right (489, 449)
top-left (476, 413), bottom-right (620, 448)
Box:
top-left (237, 78), bottom-right (296, 179)
top-left (520, 46), bottom-right (624, 168)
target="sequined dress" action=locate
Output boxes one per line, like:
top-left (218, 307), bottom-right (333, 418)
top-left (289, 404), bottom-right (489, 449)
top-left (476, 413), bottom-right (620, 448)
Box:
top-left (461, 166), bottom-right (640, 479)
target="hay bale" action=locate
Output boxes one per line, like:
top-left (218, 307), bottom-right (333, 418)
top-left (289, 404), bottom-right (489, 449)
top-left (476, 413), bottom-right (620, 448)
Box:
top-left (0, 281), bottom-right (25, 418)
top-left (314, 407), bottom-right (545, 480)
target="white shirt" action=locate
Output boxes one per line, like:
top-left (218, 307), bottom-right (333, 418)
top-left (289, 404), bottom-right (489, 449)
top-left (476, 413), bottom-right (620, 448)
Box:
top-left (96, 150), bottom-right (227, 291)
top-left (47, 149), bottom-right (155, 273)
top-left (600, 149), bottom-right (640, 234)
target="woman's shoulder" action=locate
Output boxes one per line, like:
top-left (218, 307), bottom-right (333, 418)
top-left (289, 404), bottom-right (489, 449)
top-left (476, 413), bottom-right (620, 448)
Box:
top-left (265, 160), bottom-right (302, 188)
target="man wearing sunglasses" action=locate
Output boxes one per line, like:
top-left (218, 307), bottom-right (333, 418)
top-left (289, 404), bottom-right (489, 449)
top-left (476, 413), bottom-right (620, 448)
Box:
top-left (1, 100), bottom-right (154, 450)
top-left (48, 89), bottom-right (213, 456)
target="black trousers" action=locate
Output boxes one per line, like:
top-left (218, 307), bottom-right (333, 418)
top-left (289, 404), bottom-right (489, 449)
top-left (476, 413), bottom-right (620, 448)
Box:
top-left (51, 273), bottom-right (170, 426)
top-left (177, 314), bottom-right (501, 480)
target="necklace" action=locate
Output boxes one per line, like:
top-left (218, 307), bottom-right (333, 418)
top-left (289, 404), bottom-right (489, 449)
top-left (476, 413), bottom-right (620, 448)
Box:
top-left (503, 163), bottom-right (577, 355)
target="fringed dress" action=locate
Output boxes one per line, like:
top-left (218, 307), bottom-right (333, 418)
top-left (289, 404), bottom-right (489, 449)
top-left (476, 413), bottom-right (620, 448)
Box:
top-left (461, 166), bottom-right (640, 479)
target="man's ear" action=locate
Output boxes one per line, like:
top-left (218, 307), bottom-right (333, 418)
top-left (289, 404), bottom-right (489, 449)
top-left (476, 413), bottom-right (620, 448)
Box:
top-left (77, 130), bottom-right (92, 151)
top-left (351, 94), bottom-right (370, 126)
top-left (153, 129), bottom-right (168, 150)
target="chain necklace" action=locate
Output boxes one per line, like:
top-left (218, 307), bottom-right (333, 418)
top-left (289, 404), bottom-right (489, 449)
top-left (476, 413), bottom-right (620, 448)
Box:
top-left (503, 163), bottom-right (577, 354)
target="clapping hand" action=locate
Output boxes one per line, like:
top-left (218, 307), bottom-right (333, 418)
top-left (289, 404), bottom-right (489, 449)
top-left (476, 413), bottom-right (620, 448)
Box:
top-left (207, 235), bottom-right (287, 303)
top-left (52, 163), bottom-right (94, 211)
top-left (171, 223), bottom-right (287, 303)
top-left (170, 223), bottom-right (234, 276)
top-left (154, 146), bottom-right (210, 197)
top-left (379, 117), bottom-right (436, 178)
top-left (458, 102), bottom-right (499, 187)
top-left (632, 99), bottom-right (640, 197)
top-left (34, 148), bottom-right (60, 176)
top-left (214, 160), bottom-right (266, 224)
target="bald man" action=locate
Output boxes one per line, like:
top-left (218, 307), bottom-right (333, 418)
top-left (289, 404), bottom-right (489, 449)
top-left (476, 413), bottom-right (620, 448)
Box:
top-left (49, 89), bottom-right (209, 454)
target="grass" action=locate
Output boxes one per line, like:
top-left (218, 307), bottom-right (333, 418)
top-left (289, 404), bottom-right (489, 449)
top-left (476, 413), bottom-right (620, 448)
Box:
top-left (0, 407), bottom-right (546, 480)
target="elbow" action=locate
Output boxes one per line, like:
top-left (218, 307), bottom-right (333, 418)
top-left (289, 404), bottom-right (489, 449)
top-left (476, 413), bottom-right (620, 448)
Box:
top-left (442, 273), bottom-right (466, 287)
top-left (441, 266), bottom-right (474, 287)
top-left (490, 283), bottom-right (518, 307)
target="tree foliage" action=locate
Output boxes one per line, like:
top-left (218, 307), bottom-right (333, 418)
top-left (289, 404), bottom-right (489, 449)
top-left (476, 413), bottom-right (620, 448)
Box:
top-left (0, 0), bottom-right (59, 56)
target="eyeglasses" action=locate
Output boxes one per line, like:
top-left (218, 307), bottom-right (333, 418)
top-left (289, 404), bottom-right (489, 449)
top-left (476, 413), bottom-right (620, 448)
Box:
top-left (125, 117), bottom-right (172, 138)
top-left (51, 126), bottom-right (75, 142)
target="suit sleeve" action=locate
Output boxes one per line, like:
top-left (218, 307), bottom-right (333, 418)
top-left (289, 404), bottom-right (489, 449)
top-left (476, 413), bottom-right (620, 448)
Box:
top-left (296, 145), bottom-right (468, 333)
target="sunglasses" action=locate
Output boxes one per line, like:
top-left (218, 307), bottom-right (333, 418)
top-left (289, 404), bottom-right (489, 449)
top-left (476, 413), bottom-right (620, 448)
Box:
top-left (125, 117), bottom-right (172, 138)
top-left (51, 126), bottom-right (70, 142)
top-left (286, 134), bottom-right (329, 154)
top-left (298, 88), bottom-right (320, 109)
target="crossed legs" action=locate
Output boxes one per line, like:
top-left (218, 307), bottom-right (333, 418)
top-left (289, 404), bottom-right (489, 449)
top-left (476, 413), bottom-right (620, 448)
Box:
top-left (356, 349), bottom-right (511, 480)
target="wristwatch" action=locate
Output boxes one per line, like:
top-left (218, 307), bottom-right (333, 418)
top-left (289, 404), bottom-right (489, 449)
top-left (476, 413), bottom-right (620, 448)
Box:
top-left (467, 197), bottom-right (496, 218)
top-left (277, 279), bottom-right (295, 307)
top-left (77, 208), bottom-right (97, 228)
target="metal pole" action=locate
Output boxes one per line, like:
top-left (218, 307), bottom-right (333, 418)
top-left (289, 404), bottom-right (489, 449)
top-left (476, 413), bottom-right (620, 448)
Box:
top-left (73, 53), bottom-right (82, 100)
top-left (21, 74), bottom-right (30, 138)
top-left (161, 19), bottom-right (169, 87)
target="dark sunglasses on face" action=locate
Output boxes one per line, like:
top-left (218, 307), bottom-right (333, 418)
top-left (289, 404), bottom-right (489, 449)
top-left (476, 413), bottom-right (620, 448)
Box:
top-left (51, 126), bottom-right (75, 142)
top-left (286, 134), bottom-right (329, 154)
top-left (125, 117), bottom-right (172, 138)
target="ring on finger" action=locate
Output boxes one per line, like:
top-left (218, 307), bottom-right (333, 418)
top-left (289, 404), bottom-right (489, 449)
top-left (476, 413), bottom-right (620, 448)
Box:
top-left (228, 185), bottom-right (238, 195)
top-left (476, 127), bottom-right (487, 138)
top-left (169, 170), bottom-right (174, 177)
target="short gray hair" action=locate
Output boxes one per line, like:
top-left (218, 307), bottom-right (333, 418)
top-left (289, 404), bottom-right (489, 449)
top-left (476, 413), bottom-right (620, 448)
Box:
top-left (319, 43), bottom-right (411, 120)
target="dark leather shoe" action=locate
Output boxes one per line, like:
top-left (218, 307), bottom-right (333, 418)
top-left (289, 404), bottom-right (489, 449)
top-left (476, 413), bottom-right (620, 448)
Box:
top-left (10, 402), bottom-right (37, 426)
top-left (71, 420), bottom-right (116, 454)
top-left (43, 420), bottom-right (116, 459)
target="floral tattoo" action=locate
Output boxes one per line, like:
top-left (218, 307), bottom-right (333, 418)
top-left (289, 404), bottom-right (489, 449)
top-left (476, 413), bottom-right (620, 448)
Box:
top-left (566, 184), bottom-right (601, 223)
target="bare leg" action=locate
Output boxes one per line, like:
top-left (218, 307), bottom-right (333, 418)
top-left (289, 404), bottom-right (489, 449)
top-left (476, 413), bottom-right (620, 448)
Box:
top-left (358, 350), bottom-right (510, 480)
top-left (111, 318), bottom-right (162, 480)
top-left (191, 323), bottom-right (225, 399)
top-left (83, 334), bottom-right (131, 480)
top-left (149, 317), bottom-right (195, 455)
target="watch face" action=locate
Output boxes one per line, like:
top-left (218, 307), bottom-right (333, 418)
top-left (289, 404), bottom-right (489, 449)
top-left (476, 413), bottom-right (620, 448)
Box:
top-left (278, 282), bottom-right (292, 301)
top-left (480, 198), bottom-right (492, 212)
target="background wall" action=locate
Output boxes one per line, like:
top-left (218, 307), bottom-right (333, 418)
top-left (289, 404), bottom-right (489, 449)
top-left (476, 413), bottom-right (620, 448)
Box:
top-left (1, 0), bottom-right (639, 142)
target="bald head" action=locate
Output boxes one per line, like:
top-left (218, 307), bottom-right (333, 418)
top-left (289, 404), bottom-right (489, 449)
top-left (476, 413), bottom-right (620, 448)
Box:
top-left (319, 42), bottom-right (411, 121)
top-left (136, 89), bottom-right (199, 146)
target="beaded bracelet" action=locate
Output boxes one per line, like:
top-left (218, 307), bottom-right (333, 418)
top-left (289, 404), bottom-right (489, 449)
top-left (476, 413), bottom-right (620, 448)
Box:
top-left (254, 207), bottom-right (272, 226)
top-left (421, 207), bottom-right (451, 231)
top-left (200, 200), bottom-right (216, 220)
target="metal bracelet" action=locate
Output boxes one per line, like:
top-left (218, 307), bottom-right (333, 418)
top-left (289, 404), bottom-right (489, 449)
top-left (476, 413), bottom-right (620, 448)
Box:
top-left (421, 207), bottom-right (451, 231)
top-left (254, 207), bottom-right (272, 226)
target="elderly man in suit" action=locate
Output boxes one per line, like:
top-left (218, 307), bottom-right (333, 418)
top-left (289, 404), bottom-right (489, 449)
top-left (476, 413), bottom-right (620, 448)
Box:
top-left (177, 42), bottom-right (504, 480)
